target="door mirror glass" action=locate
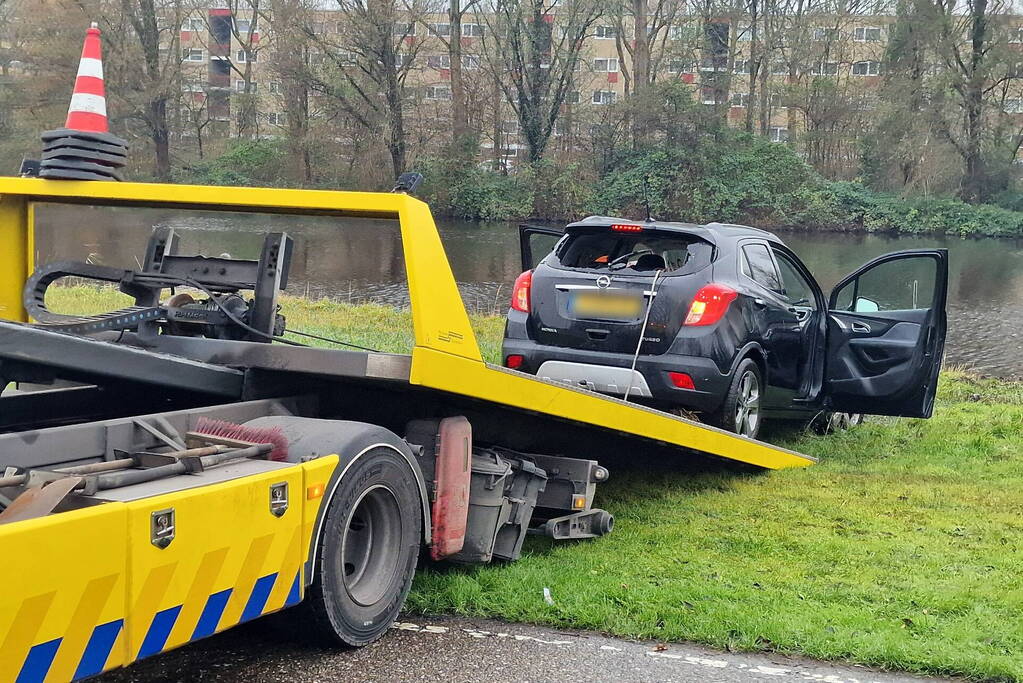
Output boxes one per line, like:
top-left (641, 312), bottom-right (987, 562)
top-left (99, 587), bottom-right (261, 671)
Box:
top-left (831, 255), bottom-right (938, 312)
top-left (854, 297), bottom-right (880, 313)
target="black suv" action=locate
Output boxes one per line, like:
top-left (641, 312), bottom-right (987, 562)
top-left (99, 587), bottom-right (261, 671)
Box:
top-left (502, 217), bottom-right (948, 439)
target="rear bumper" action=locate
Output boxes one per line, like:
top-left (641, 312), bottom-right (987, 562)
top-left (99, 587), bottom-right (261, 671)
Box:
top-left (501, 337), bottom-right (730, 413)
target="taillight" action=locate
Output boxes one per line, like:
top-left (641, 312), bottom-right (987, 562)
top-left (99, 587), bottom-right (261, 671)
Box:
top-left (505, 354), bottom-right (525, 369)
top-left (511, 270), bottom-right (532, 312)
top-left (611, 223), bottom-right (643, 233)
top-left (684, 283), bottom-right (738, 326)
top-left (668, 371), bottom-right (695, 389)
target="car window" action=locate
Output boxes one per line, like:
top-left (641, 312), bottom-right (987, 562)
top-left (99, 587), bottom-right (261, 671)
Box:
top-left (741, 243), bottom-right (782, 291)
top-left (773, 250), bottom-right (817, 309)
top-left (833, 255), bottom-right (938, 312)
top-left (555, 230), bottom-right (713, 275)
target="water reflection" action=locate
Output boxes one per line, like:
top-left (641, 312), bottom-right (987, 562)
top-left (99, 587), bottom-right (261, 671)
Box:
top-left (33, 204), bottom-right (1023, 377)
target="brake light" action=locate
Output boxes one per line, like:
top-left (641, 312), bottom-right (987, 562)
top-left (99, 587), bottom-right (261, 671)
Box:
top-left (669, 372), bottom-right (695, 390)
top-left (505, 354), bottom-right (525, 369)
top-left (511, 270), bottom-right (532, 312)
top-left (684, 284), bottom-right (738, 326)
top-left (611, 224), bottom-right (643, 233)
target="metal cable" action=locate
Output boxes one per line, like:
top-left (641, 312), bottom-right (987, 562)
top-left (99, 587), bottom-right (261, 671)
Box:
top-left (623, 269), bottom-right (664, 402)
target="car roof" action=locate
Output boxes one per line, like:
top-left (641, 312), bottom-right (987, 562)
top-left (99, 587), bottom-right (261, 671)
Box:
top-left (564, 216), bottom-right (785, 247)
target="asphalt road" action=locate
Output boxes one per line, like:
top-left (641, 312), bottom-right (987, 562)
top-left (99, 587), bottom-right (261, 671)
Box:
top-left (99, 615), bottom-right (954, 683)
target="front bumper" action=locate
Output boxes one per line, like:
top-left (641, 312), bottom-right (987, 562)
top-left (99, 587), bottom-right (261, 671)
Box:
top-left (501, 336), bottom-right (730, 413)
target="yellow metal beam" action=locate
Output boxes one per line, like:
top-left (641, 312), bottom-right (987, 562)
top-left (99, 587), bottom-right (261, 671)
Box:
top-left (0, 193), bottom-right (30, 322)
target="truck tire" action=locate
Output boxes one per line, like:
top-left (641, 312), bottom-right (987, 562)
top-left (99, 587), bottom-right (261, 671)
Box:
top-left (711, 358), bottom-right (762, 440)
top-left (303, 445), bottom-right (423, 647)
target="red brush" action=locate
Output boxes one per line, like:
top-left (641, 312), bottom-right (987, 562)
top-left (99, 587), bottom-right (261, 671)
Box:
top-left (192, 418), bottom-right (290, 462)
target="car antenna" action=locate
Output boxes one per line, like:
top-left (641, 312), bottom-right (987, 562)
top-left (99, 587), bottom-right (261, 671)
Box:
top-left (643, 175), bottom-right (654, 222)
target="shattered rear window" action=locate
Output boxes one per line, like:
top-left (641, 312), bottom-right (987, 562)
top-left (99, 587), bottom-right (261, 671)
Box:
top-left (554, 229), bottom-right (714, 275)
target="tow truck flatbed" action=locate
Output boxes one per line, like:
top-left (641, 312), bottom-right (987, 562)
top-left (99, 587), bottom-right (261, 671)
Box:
top-left (0, 177), bottom-right (813, 683)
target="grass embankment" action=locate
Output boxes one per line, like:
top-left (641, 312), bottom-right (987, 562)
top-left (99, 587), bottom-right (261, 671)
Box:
top-left (49, 286), bottom-right (1023, 680)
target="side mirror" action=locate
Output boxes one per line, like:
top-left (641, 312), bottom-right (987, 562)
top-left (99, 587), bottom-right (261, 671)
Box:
top-left (854, 297), bottom-right (880, 313)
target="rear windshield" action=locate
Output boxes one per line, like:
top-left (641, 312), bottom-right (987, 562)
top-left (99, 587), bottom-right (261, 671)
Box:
top-left (553, 229), bottom-right (714, 275)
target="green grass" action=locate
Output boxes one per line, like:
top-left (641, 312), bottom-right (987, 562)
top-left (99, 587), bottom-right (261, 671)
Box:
top-left (46, 286), bottom-right (1023, 680)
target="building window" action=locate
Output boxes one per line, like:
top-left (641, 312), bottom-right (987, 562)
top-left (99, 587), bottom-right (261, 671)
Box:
top-left (736, 23), bottom-right (752, 41)
top-left (463, 54), bottom-right (481, 70)
top-left (182, 48), bottom-right (204, 62)
top-left (771, 61), bottom-right (788, 75)
top-left (670, 25), bottom-right (699, 41)
top-left (337, 52), bottom-right (358, 66)
top-left (501, 120), bottom-right (519, 134)
top-left (267, 112), bottom-right (287, 126)
top-left (234, 19), bottom-right (254, 34)
top-left (812, 61), bottom-right (839, 76)
top-left (425, 85), bottom-right (452, 100)
top-left (463, 23), bottom-right (484, 37)
top-left (592, 90), bottom-right (616, 105)
top-left (1004, 98), bottom-right (1023, 114)
top-left (335, 21), bottom-right (346, 34)
top-left (182, 17), bottom-right (205, 31)
top-left (813, 27), bottom-right (838, 41)
top-left (236, 50), bottom-right (257, 63)
top-left (593, 57), bottom-right (619, 73)
top-left (311, 22), bottom-right (325, 34)
top-left (393, 23), bottom-right (415, 37)
top-left (595, 25), bottom-right (615, 39)
top-left (1011, 27), bottom-right (1023, 44)
top-left (181, 80), bottom-right (204, 92)
top-left (427, 54), bottom-right (450, 68)
top-left (395, 54), bottom-right (414, 68)
top-left (730, 92), bottom-right (749, 107)
top-left (566, 90), bottom-right (580, 103)
top-left (269, 81), bottom-right (281, 94)
top-left (429, 22), bottom-right (451, 36)
top-left (769, 126), bottom-right (789, 142)
top-left (853, 26), bottom-right (882, 42)
top-left (235, 80), bottom-right (256, 92)
top-left (667, 59), bottom-right (696, 73)
top-left (851, 60), bottom-right (880, 76)
top-left (733, 59), bottom-right (752, 75)
top-left (701, 88), bottom-right (724, 105)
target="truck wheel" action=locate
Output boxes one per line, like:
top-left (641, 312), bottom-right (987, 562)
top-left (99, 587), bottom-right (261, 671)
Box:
top-left (304, 446), bottom-right (422, 647)
top-left (711, 358), bottom-right (762, 440)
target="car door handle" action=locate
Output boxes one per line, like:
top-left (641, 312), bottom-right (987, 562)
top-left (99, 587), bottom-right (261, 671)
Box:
top-left (851, 321), bottom-right (871, 333)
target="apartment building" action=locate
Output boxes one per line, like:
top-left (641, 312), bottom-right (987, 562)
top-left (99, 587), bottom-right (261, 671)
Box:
top-left (169, 6), bottom-right (893, 166)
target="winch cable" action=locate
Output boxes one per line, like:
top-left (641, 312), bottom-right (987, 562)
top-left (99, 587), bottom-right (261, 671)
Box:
top-left (623, 268), bottom-right (664, 402)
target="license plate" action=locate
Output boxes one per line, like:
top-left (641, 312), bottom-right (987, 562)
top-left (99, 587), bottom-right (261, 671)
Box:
top-left (569, 291), bottom-right (643, 320)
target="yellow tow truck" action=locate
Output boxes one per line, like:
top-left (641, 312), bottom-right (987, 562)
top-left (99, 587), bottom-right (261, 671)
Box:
top-left (0, 176), bottom-right (814, 683)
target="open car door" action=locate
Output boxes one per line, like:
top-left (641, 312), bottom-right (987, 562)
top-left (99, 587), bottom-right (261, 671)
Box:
top-left (519, 224), bottom-right (564, 271)
top-left (825, 249), bottom-right (948, 418)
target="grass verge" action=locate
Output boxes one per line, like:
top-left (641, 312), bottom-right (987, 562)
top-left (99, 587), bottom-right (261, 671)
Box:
top-left (46, 286), bottom-right (1023, 680)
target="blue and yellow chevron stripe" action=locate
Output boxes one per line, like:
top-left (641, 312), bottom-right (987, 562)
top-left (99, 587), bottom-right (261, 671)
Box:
top-left (0, 456), bottom-right (338, 683)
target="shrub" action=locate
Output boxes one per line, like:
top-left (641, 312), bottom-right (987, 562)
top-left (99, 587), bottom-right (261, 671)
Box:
top-left (179, 140), bottom-right (288, 187)
top-left (415, 156), bottom-right (531, 221)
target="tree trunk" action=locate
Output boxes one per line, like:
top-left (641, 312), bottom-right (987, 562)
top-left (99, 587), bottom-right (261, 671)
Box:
top-left (149, 97), bottom-right (171, 181)
top-left (631, 0), bottom-right (650, 145)
top-left (449, 0), bottom-right (469, 149)
top-left (961, 0), bottom-right (987, 202)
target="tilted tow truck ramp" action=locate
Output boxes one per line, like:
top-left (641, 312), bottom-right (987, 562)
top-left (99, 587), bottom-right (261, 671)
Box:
top-left (0, 177), bottom-right (816, 683)
top-left (0, 176), bottom-right (814, 471)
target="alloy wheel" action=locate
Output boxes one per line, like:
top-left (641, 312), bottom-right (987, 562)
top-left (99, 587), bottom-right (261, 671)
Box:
top-left (735, 369), bottom-right (760, 437)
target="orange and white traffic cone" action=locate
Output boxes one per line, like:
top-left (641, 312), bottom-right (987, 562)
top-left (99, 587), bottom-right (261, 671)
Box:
top-left (40, 21), bottom-right (128, 181)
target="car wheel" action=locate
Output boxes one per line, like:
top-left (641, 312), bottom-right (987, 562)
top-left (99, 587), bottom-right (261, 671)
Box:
top-left (713, 358), bottom-right (762, 439)
top-left (301, 446), bottom-right (422, 647)
top-left (813, 412), bottom-right (863, 434)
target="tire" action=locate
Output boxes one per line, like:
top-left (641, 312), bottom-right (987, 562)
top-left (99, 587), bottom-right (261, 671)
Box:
top-left (711, 358), bottom-right (763, 439)
top-left (812, 412), bottom-right (863, 434)
top-left (302, 446), bottom-right (423, 647)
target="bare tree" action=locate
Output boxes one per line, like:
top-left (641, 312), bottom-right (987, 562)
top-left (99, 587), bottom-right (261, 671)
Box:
top-left (479, 0), bottom-right (605, 163)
